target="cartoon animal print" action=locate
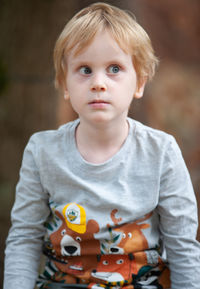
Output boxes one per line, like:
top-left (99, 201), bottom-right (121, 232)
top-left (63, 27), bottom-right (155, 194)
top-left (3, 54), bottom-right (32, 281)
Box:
top-left (132, 263), bottom-right (171, 289)
top-left (100, 209), bottom-right (123, 254)
top-left (91, 254), bottom-right (135, 282)
top-left (50, 208), bottom-right (100, 258)
top-left (110, 209), bottom-right (122, 225)
top-left (102, 210), bottom-right (152, 254)
top-left (92, 255), bottom-right (131, 283)
top-left (91, 253), bottom-right (170, 289)
top-left (91, 252), bottom-right (152, 285)
top-left (55, 255), bottom-right (99, 282)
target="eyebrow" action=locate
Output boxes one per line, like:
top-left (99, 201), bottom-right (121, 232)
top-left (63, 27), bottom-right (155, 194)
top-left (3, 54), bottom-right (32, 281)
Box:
top-left (69, 58), bottom-right (128, 67)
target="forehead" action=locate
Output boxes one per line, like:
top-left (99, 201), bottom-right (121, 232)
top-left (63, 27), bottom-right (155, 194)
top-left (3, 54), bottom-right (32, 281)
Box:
top-left (65, 29), bottom-right (131, 65)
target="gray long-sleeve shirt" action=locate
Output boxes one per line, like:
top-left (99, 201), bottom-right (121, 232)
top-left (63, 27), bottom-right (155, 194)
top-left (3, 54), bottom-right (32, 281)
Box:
top-left (4, 118), bottom-right (200, 289)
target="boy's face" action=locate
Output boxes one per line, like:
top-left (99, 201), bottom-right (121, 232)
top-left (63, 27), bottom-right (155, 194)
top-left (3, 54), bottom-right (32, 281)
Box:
top-left (65, 29), bottom-right (145, 126)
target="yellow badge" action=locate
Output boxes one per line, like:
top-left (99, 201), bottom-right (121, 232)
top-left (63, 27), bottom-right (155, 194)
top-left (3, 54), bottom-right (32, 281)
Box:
top-left (62, 203), bottom-right (86, 234)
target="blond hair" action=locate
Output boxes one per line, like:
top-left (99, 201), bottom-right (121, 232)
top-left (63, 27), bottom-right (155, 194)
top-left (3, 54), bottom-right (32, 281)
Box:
top-left (54, 2), bottom-right (158, 93)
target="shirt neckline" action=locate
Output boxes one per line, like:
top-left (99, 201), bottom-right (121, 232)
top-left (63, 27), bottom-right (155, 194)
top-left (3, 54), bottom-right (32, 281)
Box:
top-left (68, 117), bottom-right (135, 170)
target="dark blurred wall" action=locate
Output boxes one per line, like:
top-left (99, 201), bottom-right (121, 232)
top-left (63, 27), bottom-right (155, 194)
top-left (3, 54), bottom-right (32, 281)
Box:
top-left (0, 0), bottom-right (199, 285)
top-left (0, 0), bottom-right (80, 283)
top-left (129, 0), bottom-right (200, 237)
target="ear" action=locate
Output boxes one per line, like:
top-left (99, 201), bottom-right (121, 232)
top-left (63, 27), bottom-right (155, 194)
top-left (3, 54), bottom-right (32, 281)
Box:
top-left (87, 219), bottom-right (100, 234)
top-left (140, 223), bottom-right (150, 229)
top-left (134, 77), bottom-right (147, 99)
top-left (64, 89), bottom-right (70, 100)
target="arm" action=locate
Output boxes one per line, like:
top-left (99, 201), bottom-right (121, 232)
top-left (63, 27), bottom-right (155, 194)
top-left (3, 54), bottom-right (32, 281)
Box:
top-left (157, 137), bottom-right (200, 289)
top-left (4, 135), bottom-right (50, 289)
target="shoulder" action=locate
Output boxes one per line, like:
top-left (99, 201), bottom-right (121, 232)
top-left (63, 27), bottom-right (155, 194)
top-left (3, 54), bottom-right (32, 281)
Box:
top-left (30, 119), bottom-right (78, 145)
top-left (25, 119), bottom-right (79, 157)
top-left (128, 118), bottom-right (178, 155)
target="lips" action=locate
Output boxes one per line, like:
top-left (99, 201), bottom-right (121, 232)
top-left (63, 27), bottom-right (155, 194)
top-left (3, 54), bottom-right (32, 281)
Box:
top-left (89, 99), bottom-right (109, 104)
top-left (66, 264), bottom-right (84, 275)
top-left (88, 99), bottom-right (110, 109)
top-left (69, 264), bottom-right (83, 271)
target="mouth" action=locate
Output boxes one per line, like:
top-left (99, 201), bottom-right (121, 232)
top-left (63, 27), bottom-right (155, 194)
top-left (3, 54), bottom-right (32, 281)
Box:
top-left (89, 99), bottom-right (108, 104)
top-left (66, 264), bottom-right (84, 275)
top-left (69, 265), bottom-right (83, 271)
top-left (89, 99), bottom-right (110, 108)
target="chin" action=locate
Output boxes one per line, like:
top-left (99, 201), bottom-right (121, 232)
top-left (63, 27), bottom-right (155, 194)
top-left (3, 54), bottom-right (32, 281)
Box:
top-left (84, 113), bottom-right (112, 125)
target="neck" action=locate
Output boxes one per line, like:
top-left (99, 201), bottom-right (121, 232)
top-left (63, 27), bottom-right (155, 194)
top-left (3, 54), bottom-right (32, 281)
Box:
top-left (75, 118), bottom-right (129, 164)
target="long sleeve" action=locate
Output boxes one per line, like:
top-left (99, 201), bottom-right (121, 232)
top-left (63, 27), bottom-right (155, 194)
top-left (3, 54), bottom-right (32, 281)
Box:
top-left (4, 119), bottom-right (200, 289)
top-left (4, 135), bottom-right (50, 289)
top-left (157, 136), bottom-right (200, 289)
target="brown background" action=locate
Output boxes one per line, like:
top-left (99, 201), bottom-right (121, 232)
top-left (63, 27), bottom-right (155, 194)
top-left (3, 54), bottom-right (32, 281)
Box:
top-left (1, 0), bottom-right (200, 285)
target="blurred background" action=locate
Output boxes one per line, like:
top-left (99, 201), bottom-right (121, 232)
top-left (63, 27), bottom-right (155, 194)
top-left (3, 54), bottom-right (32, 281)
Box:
top-left (0, 0), bottom-right (200, 284)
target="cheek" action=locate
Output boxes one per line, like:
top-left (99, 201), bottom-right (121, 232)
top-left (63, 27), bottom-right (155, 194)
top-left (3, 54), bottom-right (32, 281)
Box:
top-left (66, 76), bottom-right (75, 93)
top-left (129, 76), bottom-right (138, 92)
top-left (122, 85), bottom-right (136, 101)
top-left (69, 97), bottom-right (80, 113)
top-left (116, 74), bottom-right (137, 93)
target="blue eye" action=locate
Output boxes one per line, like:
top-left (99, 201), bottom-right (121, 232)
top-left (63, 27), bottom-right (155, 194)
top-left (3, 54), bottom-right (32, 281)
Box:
top-left (108, 65), bottom-right (120, 74)
top-left (80, 66), bottom-right (92, 75)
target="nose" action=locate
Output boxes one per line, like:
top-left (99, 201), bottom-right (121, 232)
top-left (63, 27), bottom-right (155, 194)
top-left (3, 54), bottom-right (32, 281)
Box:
top-left (90, 74), bottom-right (107, 92)
top-left (64, 246), bottom-right (78, 255)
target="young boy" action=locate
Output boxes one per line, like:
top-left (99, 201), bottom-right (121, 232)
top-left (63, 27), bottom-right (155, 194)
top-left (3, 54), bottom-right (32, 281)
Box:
top-left (4, 3), bottom-right (200, 289)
